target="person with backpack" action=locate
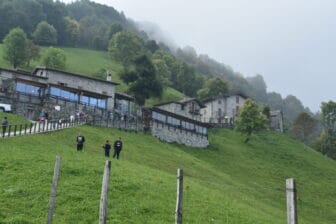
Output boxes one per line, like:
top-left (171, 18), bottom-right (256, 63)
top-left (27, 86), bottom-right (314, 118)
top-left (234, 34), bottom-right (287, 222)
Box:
top-left (76, 133), bottom-right (85, 151)
top-left (102, 140), bottom-right (111, 157)
top-left (113, 137), bottom-right (123, 159)
top-left (2, 117), bottom-right (8, 137)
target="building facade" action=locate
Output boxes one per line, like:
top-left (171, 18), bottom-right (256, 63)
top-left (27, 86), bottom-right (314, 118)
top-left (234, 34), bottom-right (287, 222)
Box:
top-left (154, 98), bottom-right (205, 121)
top-left (201, 93), bottom-right (247, 124)
top-left (270, 110), bottom-right (284, 132)
top-left (146, 107), bottom-right (209, 148)
top-left (0, 67), bottom-right (118, 120)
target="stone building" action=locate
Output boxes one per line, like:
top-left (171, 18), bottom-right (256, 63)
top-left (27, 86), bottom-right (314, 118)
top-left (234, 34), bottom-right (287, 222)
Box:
top-left (0, 67), bottom-right (118, 120)
top-left (270, 110), bottom-right (284, 132)
top-left (154, 98), bottom-right (205, 121)
top-left (201, 93), bottom-right (247, 124)
top-left (146, 107), bottom-right (209, 148)
top-left (114, 92), bottom-right (137, 119)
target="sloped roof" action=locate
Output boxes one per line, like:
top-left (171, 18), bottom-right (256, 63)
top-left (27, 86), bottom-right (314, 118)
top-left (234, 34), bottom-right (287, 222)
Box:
top-left (154, 98), bottom-right (206, 108)
top-left (33, 67), bottom-right (119, 85)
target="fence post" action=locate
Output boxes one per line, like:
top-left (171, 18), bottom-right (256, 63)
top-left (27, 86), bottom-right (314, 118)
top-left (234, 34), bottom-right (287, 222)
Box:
top-left (286, 178), bottom-right (298, 224)
top-left (99, 160), bottom-right (111, 224)
top-left (175, 168), bottom-right (183, 224)
top-left (46, 156), bottom-right (61, 224)
top-left (7, 125), bottom-right (11, 137)
top-left (14, 125), bottom-right (17, 136)
top-left (19, 124), bottom-right (22, 136)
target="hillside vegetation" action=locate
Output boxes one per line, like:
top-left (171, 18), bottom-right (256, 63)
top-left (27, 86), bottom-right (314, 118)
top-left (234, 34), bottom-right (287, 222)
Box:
top-left (0, 126), bottom-right (335, 223)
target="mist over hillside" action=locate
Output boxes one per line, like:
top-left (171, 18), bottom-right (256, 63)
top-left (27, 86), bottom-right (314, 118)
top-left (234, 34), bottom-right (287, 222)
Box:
top-left (0, 0), bottom-right (315, 130)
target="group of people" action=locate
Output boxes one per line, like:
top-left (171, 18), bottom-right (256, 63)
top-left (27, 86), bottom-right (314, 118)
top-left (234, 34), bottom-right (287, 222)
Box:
top-left (76, 133), bottom-right (123, 159)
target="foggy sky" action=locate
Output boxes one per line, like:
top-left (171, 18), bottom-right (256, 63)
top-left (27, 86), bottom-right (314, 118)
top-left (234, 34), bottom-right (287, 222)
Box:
top-left (63, 0), bottom-right (336, 112)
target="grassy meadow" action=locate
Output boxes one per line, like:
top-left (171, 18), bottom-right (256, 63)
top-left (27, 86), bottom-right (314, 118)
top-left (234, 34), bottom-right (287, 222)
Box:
top-left (0, 125), bottom-right (335, 223)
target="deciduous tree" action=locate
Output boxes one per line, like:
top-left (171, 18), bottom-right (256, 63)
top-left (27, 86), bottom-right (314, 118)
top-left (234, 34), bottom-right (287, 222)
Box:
top-left (42, 47), bottom-right (66, 70)
top-left (315, 101), bottom-right (336, 159)
top-left (235, 99), bottom-right (267, 143)
top-left (3, 28), bottom-right (27, 68)
top-left (108, 31), bottom-right (144, 66)
top-left (25, 39), bottom-right (40, 66)
top-left (33, 21), bottom-right (57, 46)
top-left (292, 112), bottom-right (317, 144)
top-left (197, 77), bottom-right (228, 99)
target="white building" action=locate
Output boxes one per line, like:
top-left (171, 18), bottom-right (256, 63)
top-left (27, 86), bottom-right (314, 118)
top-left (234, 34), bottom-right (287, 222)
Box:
top-left (201, 93), bottom-right (248, 123)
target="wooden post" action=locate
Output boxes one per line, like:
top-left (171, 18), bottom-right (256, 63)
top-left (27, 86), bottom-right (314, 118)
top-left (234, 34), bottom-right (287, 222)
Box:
top-left (286, 178), bottom-right (298, 224)
top-left (46, 156), bottom-right (61, 224)
top-left (175, 168), bottom-right (183, 224)
top-left (99, 160), bottom-right (111, 224)
top-left (14, 125), bottom-right (17, 136)
top-left (7, 125), bottom-right (11, 137)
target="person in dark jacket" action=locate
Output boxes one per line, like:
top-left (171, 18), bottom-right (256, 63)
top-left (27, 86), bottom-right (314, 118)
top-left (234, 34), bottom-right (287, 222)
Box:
top-left (76, 133), bottom-right (85, 151)
top-left (102, 140), bottom-right (111, 157)
top-left (113, 137), bottom-right (123, 159)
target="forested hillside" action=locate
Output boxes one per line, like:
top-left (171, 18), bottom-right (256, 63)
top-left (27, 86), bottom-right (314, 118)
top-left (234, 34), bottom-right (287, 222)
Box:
top-left (0, 0), bottom-right (312, 128)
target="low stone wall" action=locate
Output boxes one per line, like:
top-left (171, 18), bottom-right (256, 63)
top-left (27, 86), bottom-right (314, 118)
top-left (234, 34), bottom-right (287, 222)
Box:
top-left (151, 121), bottom-right (209, 148)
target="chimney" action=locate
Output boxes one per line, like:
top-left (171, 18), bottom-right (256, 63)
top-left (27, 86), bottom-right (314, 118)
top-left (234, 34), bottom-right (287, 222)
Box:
top-left (106, 72), bottom-right (112, 82)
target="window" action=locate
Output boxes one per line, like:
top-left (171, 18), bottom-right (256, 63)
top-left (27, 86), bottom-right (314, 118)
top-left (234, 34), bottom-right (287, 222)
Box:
top-left (97, 99), bottom-right (107, 109)
top-left (81, 95), bottom-right (89, 105)
top-left (16, 82), bottom-right (41, 96)
top-left (152, 112), bottom-right (166, 122)
top-left (218, 100), bottom-right (221, 104)
top-left (167, 116), bottom-right (180, 126)
top-left (89, 97), bottom-right (97, 107)
top-left (236, 96), bottom-right (239, 103)
top-left (50, 86), bottom-right (78, 102)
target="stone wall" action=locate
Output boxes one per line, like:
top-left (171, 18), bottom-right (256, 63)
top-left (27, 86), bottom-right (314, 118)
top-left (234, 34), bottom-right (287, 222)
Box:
top-left (151, 121), bottom-right (209, 148)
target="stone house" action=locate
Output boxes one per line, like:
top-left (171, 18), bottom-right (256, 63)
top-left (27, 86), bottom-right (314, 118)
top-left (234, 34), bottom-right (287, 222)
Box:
top-left (114, 92), bottom-right (137, 120)
top-left (0, 66), bottom-right (118, 120)
top-left (201, 93), bottom-right (248, 124)
top-left (154, 98), bottom-right (205, 121)
top-left (145, 106), bottom-right (209, 148)
top-left (270, 110), bottom-right (284, 132)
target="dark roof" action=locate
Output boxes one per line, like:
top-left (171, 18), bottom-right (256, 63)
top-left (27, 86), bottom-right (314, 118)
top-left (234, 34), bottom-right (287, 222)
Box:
top-left (154, 98), bottom-right (206, 108)
top-left (150, 106), bottom-right (210, 128)
top-left (0, 67), bottom-right (47, 79)
top-left (33, 67), bottom-right (119, 85)
top-left (202, 92), bottom-right (249, 104)
top-left (49, 83), bottom-right (112, 98)
top-left (115, 92), bottom-right (135, 101)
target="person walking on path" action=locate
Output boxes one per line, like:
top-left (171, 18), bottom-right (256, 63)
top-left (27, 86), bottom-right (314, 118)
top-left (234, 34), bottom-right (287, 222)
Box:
top-left (102, 140), bottom-right (111, 157)
top-left (76, 133), bottom-right (85, 151)
top-left (113, 137), bottom-right (123, 159)
top-left (2, 117), bottom-right (8, 137)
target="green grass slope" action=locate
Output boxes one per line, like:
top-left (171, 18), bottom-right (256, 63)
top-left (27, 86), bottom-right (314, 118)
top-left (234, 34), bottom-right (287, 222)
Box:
top-left (0, 126), bottom-right (335, 223)
top-left (0, 112), bottom-right (31, 126)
